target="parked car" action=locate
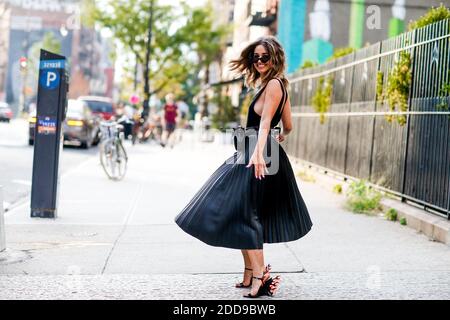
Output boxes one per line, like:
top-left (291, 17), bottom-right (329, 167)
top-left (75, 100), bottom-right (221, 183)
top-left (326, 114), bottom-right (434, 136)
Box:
top-left (28, 99), bottom-right (100, 148)
top-left (78, 96), bottom-right (115, 121)
top-left (28, 109), bottom-right (36, 145)
top-left (63, 99), bottom-right (100, 148)
top-left (0, 101), bottom-right (13, 122)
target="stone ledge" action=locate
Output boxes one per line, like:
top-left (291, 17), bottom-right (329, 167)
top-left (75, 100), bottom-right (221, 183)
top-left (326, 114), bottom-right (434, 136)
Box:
top-left (289, 157), bottom-right (450, 246)
top-left (380, 198), bottom-right (450, 246)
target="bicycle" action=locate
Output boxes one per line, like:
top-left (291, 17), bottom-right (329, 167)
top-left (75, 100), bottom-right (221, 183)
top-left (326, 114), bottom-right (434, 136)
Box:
top-left (99, 121), bottom-right (128, 180)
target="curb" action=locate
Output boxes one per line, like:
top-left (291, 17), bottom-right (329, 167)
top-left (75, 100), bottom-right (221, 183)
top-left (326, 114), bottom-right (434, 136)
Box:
top-left (380, 198), bottom-right (450, 246)
top-left (289, 157), bottom-right (450, 246)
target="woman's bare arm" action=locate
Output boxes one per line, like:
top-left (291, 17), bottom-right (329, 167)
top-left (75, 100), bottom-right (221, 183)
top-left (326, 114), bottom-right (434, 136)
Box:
top-left (280, 95), bottom-right (292, 136)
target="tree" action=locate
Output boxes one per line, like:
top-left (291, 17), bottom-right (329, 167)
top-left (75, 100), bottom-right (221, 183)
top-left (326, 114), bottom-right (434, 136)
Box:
top-left (94, 0), bottom-right (229, 115)
top-left (178, 2), bottom-right (230, 116)
top-left (95, 0), bottom-right (189, 101)
top-left (26, 32), bottom-right (62, 103)
top-left (211, 87), bottom-right (238, 130)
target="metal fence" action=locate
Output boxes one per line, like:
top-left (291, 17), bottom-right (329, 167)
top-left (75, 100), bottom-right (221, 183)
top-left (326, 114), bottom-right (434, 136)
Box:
top-left (286, 19), bottom-right (450, 219)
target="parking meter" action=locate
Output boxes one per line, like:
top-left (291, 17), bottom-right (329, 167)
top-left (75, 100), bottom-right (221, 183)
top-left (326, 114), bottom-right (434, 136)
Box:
top-left (30, 50), bottom-right (69, 218)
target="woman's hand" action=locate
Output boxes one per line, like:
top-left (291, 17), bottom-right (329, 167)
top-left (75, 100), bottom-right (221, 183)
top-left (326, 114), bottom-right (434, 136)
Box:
top-left (246, 152), bottom-right (268, 180)
top-left (275, 133), bottom-right (286, 143)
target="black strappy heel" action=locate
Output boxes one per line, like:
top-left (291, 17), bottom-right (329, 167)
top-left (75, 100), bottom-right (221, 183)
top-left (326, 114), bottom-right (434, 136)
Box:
top-left (263, 275), bottom-right (282, 296)
top-left (243, 275), bottom-right (265, 298)
top-left (243, 265), bottom-right (282, 298)
top-left (235, 267), bottom-right (253, 288)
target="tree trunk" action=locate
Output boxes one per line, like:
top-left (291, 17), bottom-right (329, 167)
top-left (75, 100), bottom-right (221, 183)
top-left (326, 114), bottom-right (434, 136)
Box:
top-left (201, 63), bottom-right (210, 118)
top-left (142, 0), bottom-right (154, 117)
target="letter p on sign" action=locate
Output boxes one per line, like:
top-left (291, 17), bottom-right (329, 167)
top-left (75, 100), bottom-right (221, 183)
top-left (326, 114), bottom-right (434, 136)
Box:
top-left (40, 69), bottom-right (60, 90)
top-left (47, 72), bottom-right (57, 87)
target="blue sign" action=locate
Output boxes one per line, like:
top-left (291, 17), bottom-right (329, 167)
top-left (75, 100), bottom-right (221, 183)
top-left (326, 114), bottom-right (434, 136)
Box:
top-left (39, 60), bottom-right (65, 70)
top-left (37, 116), bottom-right (57, 135)
top-left (39, 69), bottom-right (60, 90)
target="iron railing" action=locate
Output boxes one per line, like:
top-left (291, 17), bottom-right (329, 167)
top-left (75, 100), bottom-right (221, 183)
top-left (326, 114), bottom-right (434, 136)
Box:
top-left (286, 19), bottom-right (450, 219)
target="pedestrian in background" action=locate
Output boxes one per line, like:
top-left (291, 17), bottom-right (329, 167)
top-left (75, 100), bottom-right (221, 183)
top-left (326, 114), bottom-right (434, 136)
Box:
top-left (176, 99), bottom-right (189, 142)
top-left (175, 36), bottom-right (313, 298)
top-left (160, 93), bottom-right (178, 148)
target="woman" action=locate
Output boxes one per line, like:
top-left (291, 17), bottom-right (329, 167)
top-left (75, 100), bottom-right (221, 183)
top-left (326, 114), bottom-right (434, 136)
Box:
top-left (175, 36), bottom-right (313, 298)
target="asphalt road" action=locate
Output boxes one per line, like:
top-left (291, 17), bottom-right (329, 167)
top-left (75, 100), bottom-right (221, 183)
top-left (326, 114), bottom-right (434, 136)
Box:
top-left (0, 119), bottom-right (99, 210)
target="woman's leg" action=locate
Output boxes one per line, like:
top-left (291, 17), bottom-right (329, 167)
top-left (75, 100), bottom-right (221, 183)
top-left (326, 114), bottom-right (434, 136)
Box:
top-left (247, 249), bottom-right (265, 295)
top-left (242, 250), bottom-right (251, 268)
top-left (236, 250), bottom-right (252, 287)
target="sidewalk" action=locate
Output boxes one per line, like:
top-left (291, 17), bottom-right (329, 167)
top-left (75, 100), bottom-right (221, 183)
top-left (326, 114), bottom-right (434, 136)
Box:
top-left (1, 131), bottom-right (450, 300)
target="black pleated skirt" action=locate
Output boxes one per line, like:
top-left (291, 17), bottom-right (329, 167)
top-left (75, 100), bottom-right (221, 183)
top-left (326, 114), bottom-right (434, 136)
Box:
top-left (175, 142), bottom-right (313, 250)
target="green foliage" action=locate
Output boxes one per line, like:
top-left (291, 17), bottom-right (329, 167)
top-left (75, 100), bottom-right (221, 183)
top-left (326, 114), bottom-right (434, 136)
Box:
top-left (437, 81), bottom-right (450, 113)
top-left (36, 32), bottom-right (62, 54)
top-left (95, 1), bottom-right (229, 101)
top-left (178, 3), bottom-right (230, 113)
top-left (239, 94), bottom-right (252, 125)
top-left (327, 47), bottom-right (356, 62)
top-left (408, 4), bottom-right (450, 31)
top-left (400, 217), bottom-right (407, 226)
top-left (179, 3), bottom-right (230, 67)
top-left (385, 50), bottom-right (411, 126)
top-left (81, 0), bottom-right (96, 28)
top-left (299, 60), bottom-right (318, 70)
top-left (296, 170), bottom-right (316, 183)
top-left (211, 88), bottom-right (238, 130)
top-left (28, 32), bottom-right (61, 78)
top-left (385, 208), bottom-right (398, 221)
top-left (95, 0), bottom-right (185, 97)
top-left (376, 71), bottom-right (384, 103)
top-left (311, 76), bottom-right (333, 124)
top-left (20, 32), bottom-right (62, 107)
top-left (333, 184), bottom-right (343, 194)
top-left (345, 180), bottom-right (382, 214)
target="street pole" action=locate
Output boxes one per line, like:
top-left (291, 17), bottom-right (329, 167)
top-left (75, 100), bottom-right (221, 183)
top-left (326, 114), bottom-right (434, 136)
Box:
top-left (19, 55), bottom-right (28, 115)
top-left (142, 0), bottom-right (154, 117)
top-left (19, 12), bottom-right (31, 116)
top-left (201, 63), bottom-right (210, 118)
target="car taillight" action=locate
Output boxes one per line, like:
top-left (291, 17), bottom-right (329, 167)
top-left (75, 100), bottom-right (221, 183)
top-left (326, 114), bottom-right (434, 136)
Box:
top-left (29, 117), bottom-right (37, 123)
top-left (6, 110), bottom-right (13, 117)
top-left (67, 120), bottom-right (84, 126)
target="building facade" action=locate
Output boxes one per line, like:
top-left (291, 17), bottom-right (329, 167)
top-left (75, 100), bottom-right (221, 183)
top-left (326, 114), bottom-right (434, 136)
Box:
top-left (0, 0), bottom-right (114, 115)
top-left (277, 0), bottom-right (450, 73)
top-left (213, 0), bottom-right (278, 109)
top-left (0, 2), bottom-right (11, 102)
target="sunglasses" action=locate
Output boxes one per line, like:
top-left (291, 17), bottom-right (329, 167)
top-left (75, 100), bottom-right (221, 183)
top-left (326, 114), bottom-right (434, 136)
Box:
top-left (250, 54), bottom-right (271, 64)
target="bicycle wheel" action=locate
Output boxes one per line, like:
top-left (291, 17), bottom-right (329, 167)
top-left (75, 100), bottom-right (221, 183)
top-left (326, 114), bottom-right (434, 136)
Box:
top-left (113, 139), bottom-right (128, 180)
top-left (100, 141), bottom-right (116, 180)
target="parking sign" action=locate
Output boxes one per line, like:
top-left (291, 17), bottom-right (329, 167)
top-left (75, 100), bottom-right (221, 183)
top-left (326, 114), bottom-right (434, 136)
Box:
top-left (39, 69), bottom-right (60, 90)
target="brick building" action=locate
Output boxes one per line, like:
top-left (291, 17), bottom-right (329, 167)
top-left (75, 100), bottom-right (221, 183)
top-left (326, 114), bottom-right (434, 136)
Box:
top-left (0, 0), bottom-right (114, 115)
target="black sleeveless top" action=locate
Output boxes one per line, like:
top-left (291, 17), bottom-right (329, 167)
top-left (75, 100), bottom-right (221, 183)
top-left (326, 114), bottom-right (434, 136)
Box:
top-left (245, 78), bottom-right (288, 129)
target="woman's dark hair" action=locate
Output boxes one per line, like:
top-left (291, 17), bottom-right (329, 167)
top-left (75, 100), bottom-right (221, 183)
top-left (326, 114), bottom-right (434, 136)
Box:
top-left (229, 36), bottom-right (288, 89)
